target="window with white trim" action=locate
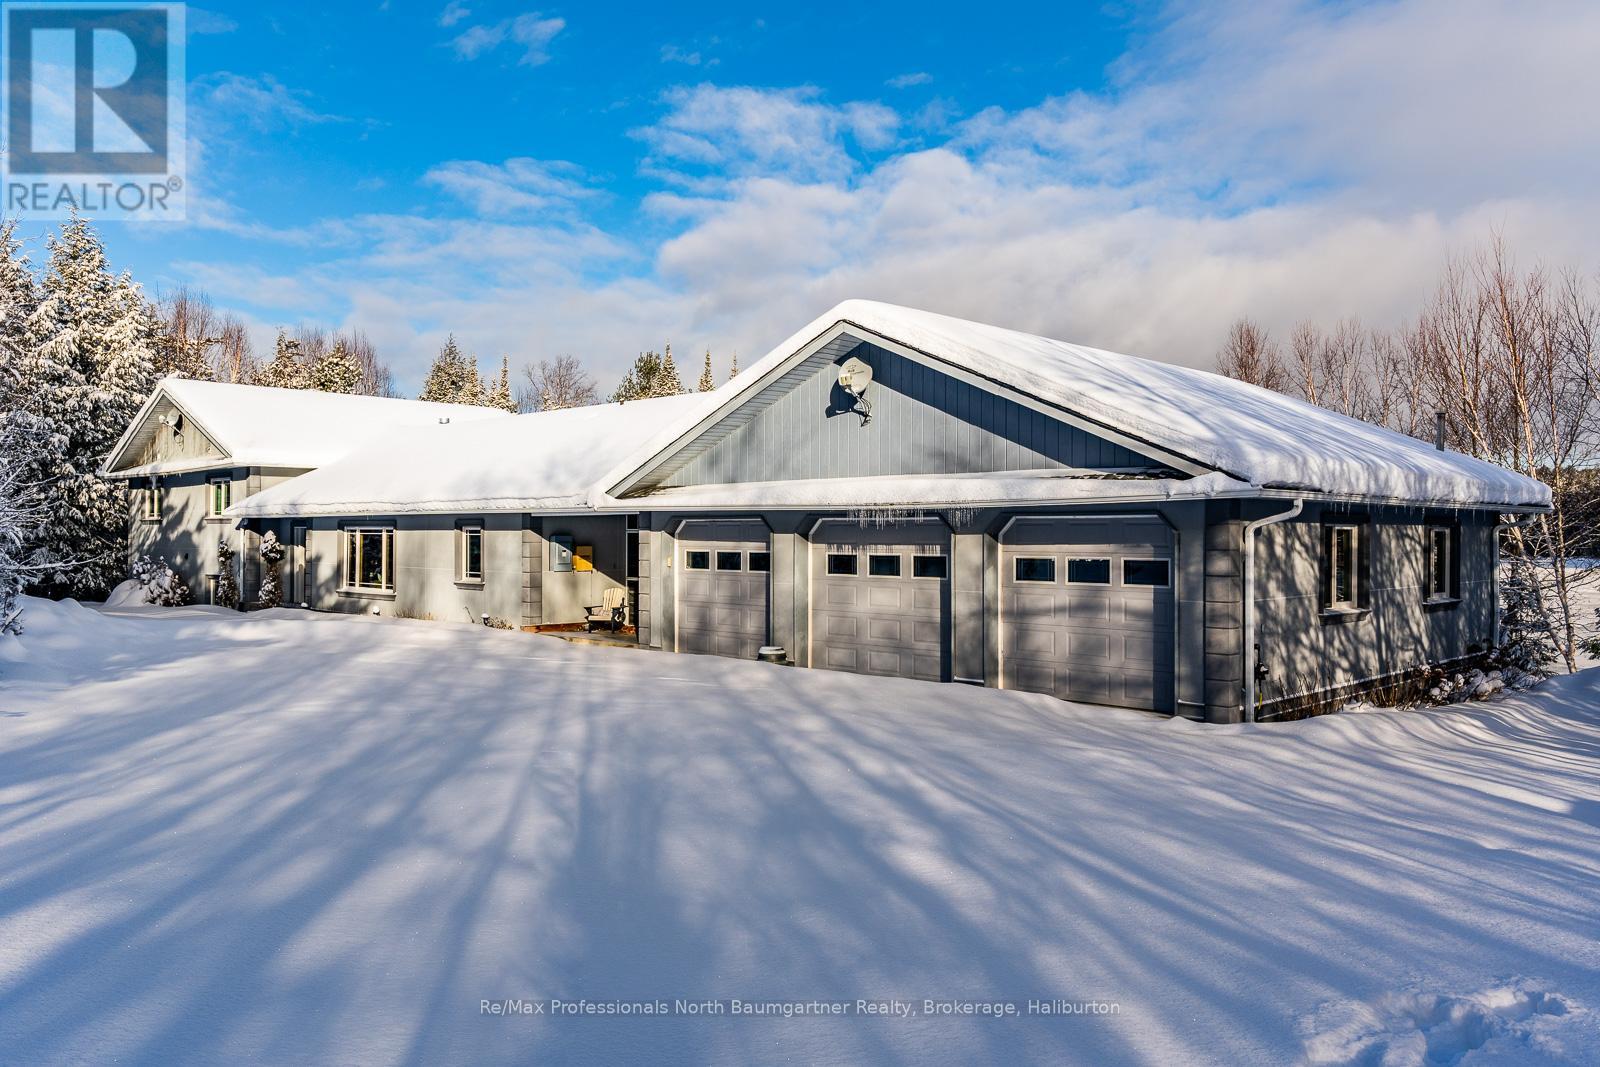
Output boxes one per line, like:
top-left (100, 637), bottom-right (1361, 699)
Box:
top-left (143, 482), bottom-right (161, 520)
top-left (209, 477), bottom-right (231, 516)
top-left (460, 526), bottom-right (483, 581)
top-left (1122, 559), bottom-right (1171, 587)
top-left (1426, 526), bottom-right (1452, 600)
top-left (1328, 525), bottom-right (1360, 610)
top-left (343, 527), bottom-right (395, 591)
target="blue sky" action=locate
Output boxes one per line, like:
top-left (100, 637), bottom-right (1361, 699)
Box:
top-left (20, 0), bottom-right (1600, 394)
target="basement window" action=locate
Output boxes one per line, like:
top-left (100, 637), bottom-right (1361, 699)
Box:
top-left (912, 556), bottom-right (947, 580)
top-left (1328, 525), bottom-right (1360, 610)
top-left (343, 527), bottom-right (395, 592)
top-left (826, 553), bottom-right (858, 576)
top-left (208, 477), bottom-right (231, 516)
top-left (1066, 558), bottom-right (1111, 584)
top-left (716, 551), bottom-right (743, 571)
top-left (1014, 557), bottom-right (1056, 583)
top-left (684, 550), bottom-right (710, 570)
top-left (868, 554), bottom-right (901, 577)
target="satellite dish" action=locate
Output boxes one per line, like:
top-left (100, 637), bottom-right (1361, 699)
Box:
top-left (838, 356), bottom-right (873, 396)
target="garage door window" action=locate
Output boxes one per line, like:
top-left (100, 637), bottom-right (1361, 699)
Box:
top-left (1067, 558), bottom-right (1111, 584)
top-left (868, 554), bottom-right (901, 577)
top-left (748, 551), bottom-right (770, 572)
top-left (826, 553), bottom-right (858, 576)
top-left (1122, 559), bottom-right (1171, 587)
top-left (716, 551), bottom-right (743, 571)
top-left (912, 556), bottom-right (947, 579)
top-left (685, 550), bottom-right (710, 570)
top-left (1014, 557), bottom-right (1056, 583)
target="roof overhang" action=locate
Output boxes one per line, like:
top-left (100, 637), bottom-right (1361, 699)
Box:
top-left (601, 319), bottom-right (1224, 500)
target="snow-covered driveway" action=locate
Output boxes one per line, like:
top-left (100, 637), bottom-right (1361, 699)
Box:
top-left (2, 600), bottom-right (1599, 1066)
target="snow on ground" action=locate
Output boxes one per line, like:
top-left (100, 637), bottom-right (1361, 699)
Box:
top-left (3, 599), bottom-right (1600, 1067)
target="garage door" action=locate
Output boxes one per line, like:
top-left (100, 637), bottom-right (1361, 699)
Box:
top-left (1001, 516), bottom-right (1175, 712)
top-left (812, 520), bottom-right (948, 682)
top-left (676, 521), bottom-right (769, 659)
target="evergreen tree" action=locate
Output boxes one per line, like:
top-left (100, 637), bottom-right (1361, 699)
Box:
top-left (1500, 558), bottom-right (1559, 674)
top-left (485, 355), bottom-right (516, 412)
top-left (0, 222), bottom-right (39, 358)
top-left (214, 537), bottom-right (240, 610)
top-left (259, 530), bottom-right (285, 608)
top-left (658, 341), bottom-right (684, 396)
top-left (257, 332), bottom-right (309, 389)
top-left (418, 335), bottom-right (471, 403)
top-left (310, 339), bottom-right (362, 394)
top-left (728, 350), bottom-right (739, 380)
top-left (698, 348), bottom-right (715, 392)
top-left (22, 214), bottom-right (155, 599)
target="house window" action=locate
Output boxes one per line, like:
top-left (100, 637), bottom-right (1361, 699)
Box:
top-left (209, 477), bottom-right (231, 516)
top-left (460, 526), bottom-right (483, 581)
top-left (912, 555), bottom-right (947, 579)
top-left (143, 482), bottom-right (161, 520)
top-left (1014, 557), bottom-right (1056, 583)
top-left (826, 552), bottom-right (858, 576)
top-left (684, 550), bottom-right (710, 570)
top-left (1122, 559), bottom-right (1171, 587)
top-left (716, 550), bottom-right (743, 571)
top-left (868, 553), bottom-right (901, 577)
top-left (747, 551), bottom-right (771, 572)
top-left (1426, 526), bottom-right (1453, 600)
top-left (1067, 558), bottom-right (1111, 584)
top-left (343, 527), bottom-right (395, 591)
top-left (1328, 525), bottom-right (1360, 610)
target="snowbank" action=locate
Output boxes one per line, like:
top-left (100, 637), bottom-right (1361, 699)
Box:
top-left (2, 598), bottom-right (1598, 1065)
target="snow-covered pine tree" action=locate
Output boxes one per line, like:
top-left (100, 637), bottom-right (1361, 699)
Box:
top-left (485, 355), bottom-right (516, 412)
top-left (1499, 557), bottom-right (1559, 675)
top-left (257, 332), bottom-right (309, 389)
top-left (214, 536), bottom-right (240, 610)
top-left (310, 339), bottom-right (362, 394)
top-left (698, 348), bottom-right (715, 392)
top-left (461, 356), bottom-right (487, 406)
top-left (0, 221), bottom-right (39, 352)
top-left (728, 350), bottom-right (738, 380)
top-left (418, 335), bottom-right (469, 402)
top-left (610, 356), bottom-right (644, 403)
top-left (22, 213), bottom-right (155, 599)
top-left (0, 409), bottom-right (59, 632)
top-left (657, 341), bottom-right (684, 396)
top-left (258, 530), bottom-right (285, 608)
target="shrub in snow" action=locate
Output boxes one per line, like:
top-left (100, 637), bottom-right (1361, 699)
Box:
top-left (258, 531), bottom-right (284, 608)
top-left (214, 538), bottom-right (240, 610)
top-left (0, 409), bottom-right (60, 635)
top-left (130, 555), bottom-right (190, 607)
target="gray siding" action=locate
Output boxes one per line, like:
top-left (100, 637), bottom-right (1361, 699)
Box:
top-left (1252, 503), bottom-right (1497, 712)
top-left (662, 342), bottom-right (1158, 487)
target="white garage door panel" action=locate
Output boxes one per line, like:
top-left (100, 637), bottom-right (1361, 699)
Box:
top-left (1002, 516), bottom-right (1176, 713)
top-left (812, 521), bottom-right (949, 684)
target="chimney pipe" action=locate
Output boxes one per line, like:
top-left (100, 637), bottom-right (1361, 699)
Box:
top-left (1434, 411), bottom-right (1446, 451)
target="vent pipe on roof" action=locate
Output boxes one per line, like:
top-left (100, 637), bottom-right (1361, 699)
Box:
top-left (1434, 411), bottom-right (1446, 451)
top-left (439, 417), bottom-right (451, 425)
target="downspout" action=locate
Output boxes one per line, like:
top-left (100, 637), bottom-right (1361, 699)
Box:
top-left (1242, 498), bottom-right (1304, 723)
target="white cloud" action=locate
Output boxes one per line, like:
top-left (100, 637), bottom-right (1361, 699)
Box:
top-left (195, 73), bottom-right (345, 132)
top-left (886, 72), bottom-right (932, 89)
top-left (438, 1), bottom-right (471, 28)
top-left (450, 11), bottom-right (565, 66)
top-left (181, 0), bottom-right (1600, 393)
top-left (660, 44), bottom-right (704, 66)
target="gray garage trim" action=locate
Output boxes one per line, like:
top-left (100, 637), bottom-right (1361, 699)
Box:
top-left (1000, 514), bottom-right (1177, 712)
top-left (673, 518), bottom-right (771, 659)
top-left (808, 517), bottom-right (950, 682)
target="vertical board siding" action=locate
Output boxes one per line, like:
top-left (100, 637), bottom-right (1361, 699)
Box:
top-left (662, 342), bottom-right (1157, 488)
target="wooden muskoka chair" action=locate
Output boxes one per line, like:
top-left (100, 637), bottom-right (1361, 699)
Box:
top-left (585, 587), bottom-right (627, 632)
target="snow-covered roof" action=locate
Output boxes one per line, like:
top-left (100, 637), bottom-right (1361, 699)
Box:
top-left (103, 378), bottom-right (511, 478)
top-left (606, 300), bottom-right (1552, 509)
top-left (227, 393), bottom-right (714, 517)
